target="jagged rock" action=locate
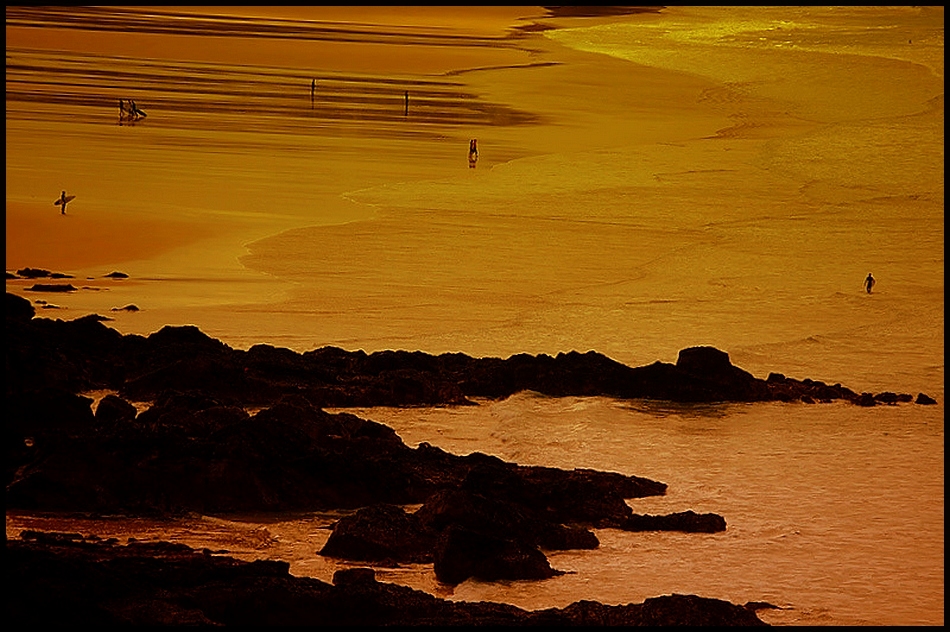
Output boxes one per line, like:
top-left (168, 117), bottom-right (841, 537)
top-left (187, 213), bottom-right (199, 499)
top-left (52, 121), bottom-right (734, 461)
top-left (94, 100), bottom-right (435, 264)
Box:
top-left (916, 392), bottom-right (937, 405)
top-left (28, 283), bottom-right (77, 292)
top-left (636, 593), bottom-right (767, 626)
top-left (433, 523), bottom-right (563, 585)
top-left (16, 267), bottom-right (51, 278)
top-left (7, 533), bottom-right (769, 626)
top-left (94, 393), bottom-right (138, 427)
top-left (621, 510), bottom-right (727, 533)
top-left (320, 504), bottom-right (436, 564)
top-left (855, 393), bottom-right (877, 407)
top-left (4, 296), bottom-right (924, 408)
top-left (5, 390), bottom-right (665, 521)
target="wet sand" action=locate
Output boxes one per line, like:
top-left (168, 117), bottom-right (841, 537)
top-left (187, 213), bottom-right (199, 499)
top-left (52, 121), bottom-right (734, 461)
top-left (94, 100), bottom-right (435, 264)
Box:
top-left (5, 6), bottom-right (943, 386)
top-left (6, 6), bottom-right (714, 348)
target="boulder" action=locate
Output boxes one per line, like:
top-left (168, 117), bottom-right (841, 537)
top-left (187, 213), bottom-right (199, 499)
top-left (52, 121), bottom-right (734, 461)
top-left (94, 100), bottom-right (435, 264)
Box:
top-left (6, 292), bottom-right (35, 320)
top-left (915, 392), bottom-right (937, 405)
top-left (433, 524), bottom-right (563, 585)
top-left (320, 504), bottom-right (436, 564)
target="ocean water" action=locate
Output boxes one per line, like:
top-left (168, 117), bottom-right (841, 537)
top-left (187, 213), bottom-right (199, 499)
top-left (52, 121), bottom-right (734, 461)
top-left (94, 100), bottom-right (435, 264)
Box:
top-left (5, 6), bottom-right (943, 626)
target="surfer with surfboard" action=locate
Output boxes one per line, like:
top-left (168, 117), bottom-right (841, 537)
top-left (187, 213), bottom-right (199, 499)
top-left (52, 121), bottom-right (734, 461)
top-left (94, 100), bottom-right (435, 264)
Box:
top-left (55, 190), bottom-right (75, 214)
top-left (119, 98), bottom-right (147, 122)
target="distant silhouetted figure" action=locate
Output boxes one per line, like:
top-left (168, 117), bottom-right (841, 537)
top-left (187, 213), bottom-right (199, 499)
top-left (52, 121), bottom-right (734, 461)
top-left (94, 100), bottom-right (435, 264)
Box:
top-left (119, 98), bottom-right (126, 118)
top-left (468, 139), bottom-right (478, 168)
top-left (864, 272), bottom-right (876, 294)
top-left (311, 79), bottom-right (316, 100)
top-left (57, 190), bottom-right (69, 214)
top-left (404, 90), bottom-right (409, 116)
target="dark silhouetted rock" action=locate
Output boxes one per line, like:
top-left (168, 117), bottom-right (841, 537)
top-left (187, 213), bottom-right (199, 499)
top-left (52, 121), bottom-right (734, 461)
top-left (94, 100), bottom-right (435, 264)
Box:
top-left (7, 533), bottom-right (769, 626)
top-left (916, 392), bottom-right (937, 405)
top-left (636, 593), bottom-right (767, 626)
top-left (104, 271), bottom-right (129, 278)
top-left (6, 292), bottom-right (35, 321)
top-left (433, 524), bottom-right (563, 585)
top-left (855, 393), bottom-right (877, 407)
top-left (16, 267), bottom-right (51, 278)
top-left (94, 393), bottom-right (138, 427)
top-left (5, 296), bottom-right (924, 409)
top-left (320, 504), bottom-right (436, 564)
top-left (621, 510), bottom-right (727, 533)
top-left (28, 283), bottom-right (77, 292)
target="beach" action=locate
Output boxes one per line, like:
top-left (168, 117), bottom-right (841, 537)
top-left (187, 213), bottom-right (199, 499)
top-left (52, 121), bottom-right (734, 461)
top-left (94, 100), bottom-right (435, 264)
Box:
top-left (5, 6), bottom-right (944, 626)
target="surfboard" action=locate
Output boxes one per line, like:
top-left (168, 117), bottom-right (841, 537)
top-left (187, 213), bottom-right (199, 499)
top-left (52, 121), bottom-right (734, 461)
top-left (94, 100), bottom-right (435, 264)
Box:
top-left (54, 195), bottom-right (76, 206)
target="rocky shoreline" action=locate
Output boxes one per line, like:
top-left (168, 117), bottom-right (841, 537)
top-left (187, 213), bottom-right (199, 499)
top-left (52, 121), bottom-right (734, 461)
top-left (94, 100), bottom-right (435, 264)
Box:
top-left (7, 530), bottom-right (769, 626)
top-left (6, 292), bottom-right (936, 409)
top-left (6, 291), bottom-right (935, 625)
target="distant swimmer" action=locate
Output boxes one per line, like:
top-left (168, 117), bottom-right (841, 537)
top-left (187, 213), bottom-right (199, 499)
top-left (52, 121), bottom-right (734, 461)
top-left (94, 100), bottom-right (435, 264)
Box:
top-left (864, 272), bottom-right (876, 294)
top-left (54, 190), bottom-right (75, 214)
top-left (468, 138), bottom-right (478, 169)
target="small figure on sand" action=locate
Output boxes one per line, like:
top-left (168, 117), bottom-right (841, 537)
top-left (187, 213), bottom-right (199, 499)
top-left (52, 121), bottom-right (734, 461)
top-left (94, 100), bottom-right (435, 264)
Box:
top-left (119, 98), bottom-right (146, 122)
top-left (864, 272), bottom-right (876, 294)
top-left (468, 138), bottom-right (478, 169)
top-left (55, 190), bottom-right (74, 214)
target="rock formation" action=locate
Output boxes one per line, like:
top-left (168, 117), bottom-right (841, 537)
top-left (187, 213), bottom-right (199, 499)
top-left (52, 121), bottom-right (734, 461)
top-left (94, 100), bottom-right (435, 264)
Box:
top-left (6, 292), bottom-right (934, 408)
top-left (7, 532), bottom-right (769, 626)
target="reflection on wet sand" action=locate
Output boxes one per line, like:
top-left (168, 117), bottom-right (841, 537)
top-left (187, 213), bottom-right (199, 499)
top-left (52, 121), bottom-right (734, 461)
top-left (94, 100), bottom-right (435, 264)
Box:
top-left (6, 47), bottom-right (541, 140)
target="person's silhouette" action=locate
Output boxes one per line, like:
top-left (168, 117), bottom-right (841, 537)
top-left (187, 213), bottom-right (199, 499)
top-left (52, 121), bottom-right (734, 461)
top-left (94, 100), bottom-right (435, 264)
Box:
top-left (864, 273), bottom-right (875, 294)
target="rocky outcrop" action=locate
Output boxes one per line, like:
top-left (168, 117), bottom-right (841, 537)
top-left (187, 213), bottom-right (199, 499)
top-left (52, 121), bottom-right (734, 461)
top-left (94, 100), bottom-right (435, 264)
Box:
top-left (6, 532), bottom-right (769, 626)
top-left (27, 283), bottom-right (77, 292)
top-left (5, 294), bottom-right (935, 407)
top-left (6, 388), bottom-right (666, 517)
top-left (621, 510), bottom-right (727, 533)
top-left (433, 523), bottom-right (563, 584)
top-left (317, 460), bottom-right (726, 582)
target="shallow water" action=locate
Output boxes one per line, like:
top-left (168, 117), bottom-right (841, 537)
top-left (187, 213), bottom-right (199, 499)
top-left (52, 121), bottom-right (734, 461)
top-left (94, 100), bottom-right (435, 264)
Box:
top-left (5, 6), bottom-right (944, 626)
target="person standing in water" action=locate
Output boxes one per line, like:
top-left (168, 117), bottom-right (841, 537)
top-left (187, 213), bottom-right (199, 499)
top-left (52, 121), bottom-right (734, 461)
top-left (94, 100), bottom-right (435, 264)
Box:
top-left (58, 190), bottom-right (69, 214)
top-left (864, 272), bottom-right (876, 294)
top-left (468, 138), bottom-right (478, 168)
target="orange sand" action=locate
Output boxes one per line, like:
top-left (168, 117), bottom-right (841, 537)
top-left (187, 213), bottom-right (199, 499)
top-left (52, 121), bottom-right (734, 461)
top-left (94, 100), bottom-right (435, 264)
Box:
top-left (5, 201), bottom-right (214, 273)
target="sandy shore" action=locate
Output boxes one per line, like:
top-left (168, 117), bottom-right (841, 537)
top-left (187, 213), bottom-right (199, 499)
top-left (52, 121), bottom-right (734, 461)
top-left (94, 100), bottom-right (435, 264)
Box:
top-left (5, 201), bottom-right (216, 272)
top-left (6, 7), bottom-right (943, 389)
top-left (5, 8), bottom-right (584, 275)
top-left (6, 7), bottom-right (709, 339)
